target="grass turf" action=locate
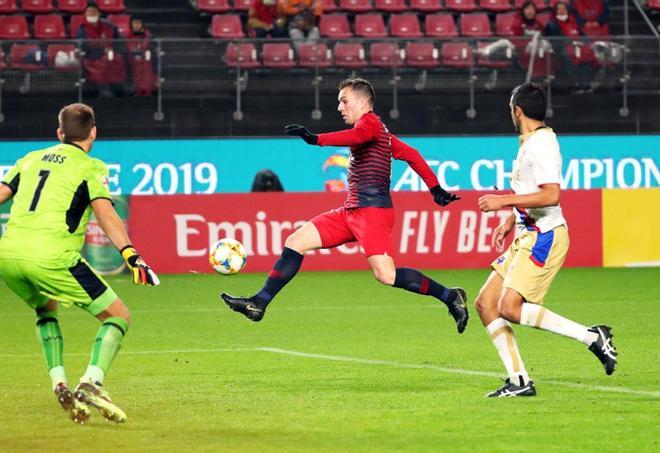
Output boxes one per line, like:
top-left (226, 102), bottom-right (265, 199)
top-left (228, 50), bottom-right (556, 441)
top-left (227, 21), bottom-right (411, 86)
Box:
top-left (1, 267), bottom-right (658, 452)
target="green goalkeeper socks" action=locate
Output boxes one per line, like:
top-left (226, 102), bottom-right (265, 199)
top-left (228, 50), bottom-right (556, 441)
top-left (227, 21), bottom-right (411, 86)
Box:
top-left (83, 317), bottom-right (129, 385)
top-left (36, 310), bottom-right (66, 390)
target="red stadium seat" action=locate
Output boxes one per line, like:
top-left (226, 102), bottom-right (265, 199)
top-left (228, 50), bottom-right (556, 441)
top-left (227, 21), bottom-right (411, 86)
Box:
top-left (320, 14), bottom-right (352, 38)
top-left (298, 43), bottom-right (331, 67)
top-left (374, 0), bottom-right (408, 13)
top-left (210, 14), bottom-right (244, 39)
top-left (410, 0), bottom-right (444, 11)
top-left (477, 41), bottom-right (512, 67)
top-left (47, 43), bottom-right (78, 71)
top-left (513, 0), bottom-right (547, 10)
top-left (321, 0), bottom-right (339, 12)
top-left (9, 44), bottom-right (44, 71)
top-left (355, 13), bottom-right (387, 38)
top-left (460, 13), bottom-right (493, 37)
top-left (405, 42), bottom-right (439, 68)
top-left (233, 0), bottom-right (252, 11)
top-left (225, 42), bottom-right (260, 68)
top-left (197, 0), bottom-right (231, 13)
top-left (441, 42), bottom-right (472, 67)
top-left (108, 14), bottom-right (131, 37)
top-left (57, 0), bottom-right (88, 14)
top-left (536, 11), bottom-right (552, 29)
top-left (333, 42), bottom-right (367, 68)
top-left (34, 14), bottom-right (67, 40)
top-left (389, 14), bottom-right (422, 37)
top-left (444, 0), bottom-right (478, 13)
top-left (69, 14), bottom-right (85, 36)
top-left (97, 0), bottom-right (126, 13)
top-left (425, 13), bottom-right (458, 37)
top-left (495, 12), bottom-right (517, 36)
top-left (0, 47), bottom-right (7, 70)
top-left (22, 0), bottom-right (54, 14)
top-left (0, 0), bottom-right (18, 14)
top-left (339, 0), bottom-right (372, 13)
top-left (583, 24), bottom-right (610, 37)
top-left (480, 0), bottom-right (512, 12)
top-left (0, 16), bottom-right (30, 39)
top-left (648, 0), bottom-right (660, 9)
top-left (262, 43), bottom-right (296, 68)
top-left (370, 42), bottom-right (402, 67)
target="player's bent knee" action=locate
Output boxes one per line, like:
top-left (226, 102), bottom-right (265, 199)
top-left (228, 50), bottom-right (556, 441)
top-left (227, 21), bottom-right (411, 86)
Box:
top-left (372, 268), bottom-right (395, 286)
top-left (499, 300), bottom-right (519, 322)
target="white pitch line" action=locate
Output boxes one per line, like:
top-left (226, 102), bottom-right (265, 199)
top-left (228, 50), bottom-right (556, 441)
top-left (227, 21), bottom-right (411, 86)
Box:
top-left (258, 347), bottom-right (660, 399)
top-left (0, 347), bottom-right (259, 359)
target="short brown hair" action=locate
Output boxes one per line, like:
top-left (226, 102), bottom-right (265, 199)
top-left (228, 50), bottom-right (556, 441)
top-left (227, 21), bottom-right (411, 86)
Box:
top-left (58, 103), bottom-right (95, 142)
top-left (339, 78), bottom-right (375, 106)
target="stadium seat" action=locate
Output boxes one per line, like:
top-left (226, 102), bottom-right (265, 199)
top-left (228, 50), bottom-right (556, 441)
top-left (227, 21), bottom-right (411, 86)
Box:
top-left (320, 14), bottom-right (352, 38)
top-left (409, 0), bottom-right (444, 11)
top-left (69, 14), bottom-right (85, 37)
top-left (333, 42), bottom-right (367, 68)
top-left (57, 0), bottom-right (87, 14)
top-left (34, 14), bottom-right (67, 40)
top-left (210, 14), bottom-right (245, 39)
top-left (233, 0), bottom-right (252, 11)
top-left (0, 47), bottom-right (7, 70)
top-left (262, 43), bottom-right (296, 68)
top-left (514, 0), bottom-right (547, 10)
top-left (477, 41), bottom-right (512, 68)
top-left (536, 11), bottom-right (552, 29)
top-left (339, 0), bottom-right (372, 13)
top-left (22, 0), bottom-right (55, 14)
top-left (480, 0), bottom-right (512, 12)
top-left (47, 43), bottom-right (78, 71)
top-left (0, 0), bottom-right (18, 14)
top-left (225, 42), bottom-right (260, 68)
top-left (460, 13), bottom-right (493, 37)
top-left (9, 44), bottom-right (44, 71)
top-left (583, 24), bottom-right (611, 37)
top-left (370, 42), bottom-right (402, 67)
top-left (355, 14), bottom-right (387, 38)
top-left (375, 0), bottom-right (409, 13)
top-left (321, 0), bottom-right (339, 12)
top-left (389, 14), bottom-right (423, 37)
top-left (298, 43), bottom-right (332, 68)
top-left (97, 0), bottom-right (126, 13)
top-left (648, 0), bottom-right (660, 9)
top-left (444, 0), bottom-right (479, 13)
top-left (441, 41), bottom-right (472, 67)
top-left (0, 16), bottom-right (30, 39)
top-left (405, 42), bottom-right (439, 68)
top-left (108, 14), bottom-right (131, 37)
top-left (197, 0), bottom-right (231, 14)
top-left (425, 13), bottom-right (458, 37)
top-left (495, 12), bottom-right (517, 36)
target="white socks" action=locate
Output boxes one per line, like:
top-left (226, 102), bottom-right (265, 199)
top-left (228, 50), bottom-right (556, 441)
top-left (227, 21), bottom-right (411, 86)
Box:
top-left (486, 318), bottom-right (530, 385)
top-left (520, 304), bottom-right (598, 346)
top-left (81, 365), bottom-right (105, 385)
top-left (49, 366), bottom-right (67, 391)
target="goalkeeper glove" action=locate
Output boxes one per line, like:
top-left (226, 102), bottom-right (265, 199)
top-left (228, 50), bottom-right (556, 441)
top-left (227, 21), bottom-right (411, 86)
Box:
top-left (120, 245), bottom-right (160, 286)
top-left (284, 124), bottom-right (318, 145)
top-left (430, 185), bottom-right (460, 207)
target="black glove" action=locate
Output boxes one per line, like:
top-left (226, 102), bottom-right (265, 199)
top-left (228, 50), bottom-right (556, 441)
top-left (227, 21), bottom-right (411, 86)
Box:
top-left (284, 124), bottom-right (318, 145)
top-left (430, 185), bottom-right (460, 207)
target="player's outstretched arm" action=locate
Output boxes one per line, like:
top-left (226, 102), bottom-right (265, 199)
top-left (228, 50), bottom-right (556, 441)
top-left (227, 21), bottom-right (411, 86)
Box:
top-left (91, 198), bottom-right (160, 286)
top-left (391, 135), bottom-right (460, 207)
top-left (284, 120), bottom-right (377, 148)
top-left (478, 184), bottom-right (560, 212)
top-left (0, 184), bottom-right (13, 205)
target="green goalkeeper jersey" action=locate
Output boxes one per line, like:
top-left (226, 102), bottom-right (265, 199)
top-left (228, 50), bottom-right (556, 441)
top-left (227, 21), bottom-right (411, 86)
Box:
top-left (0, 143), bottom-right (112, 267)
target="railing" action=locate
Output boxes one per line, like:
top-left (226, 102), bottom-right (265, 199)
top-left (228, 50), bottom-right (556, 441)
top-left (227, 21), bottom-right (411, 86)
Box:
top-left (0, 36), bottom-right (658, 123)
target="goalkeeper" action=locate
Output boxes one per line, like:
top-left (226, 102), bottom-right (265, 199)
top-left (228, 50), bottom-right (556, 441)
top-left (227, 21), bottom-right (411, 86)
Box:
top-left (0, 103), bottom-right (158, 424)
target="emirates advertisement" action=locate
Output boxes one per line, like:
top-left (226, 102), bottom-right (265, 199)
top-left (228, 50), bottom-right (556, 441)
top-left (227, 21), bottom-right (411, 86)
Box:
top-left (129, 191), bottom-right (603, 274)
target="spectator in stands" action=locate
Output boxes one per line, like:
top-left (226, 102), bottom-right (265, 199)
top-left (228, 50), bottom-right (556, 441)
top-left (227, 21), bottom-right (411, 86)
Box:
top-left (288, 10), bottom-right (320, 51)
top-left (513, 1), bottom-right (545, 36)
top-left (278, 0), bottom-right (322, 21)
top-left (76, 3), bottom-right (127, 97)
top-left (570, 0), bottom-right (610, 32)
top-left (248, 0), bottom-right (288, 38)
top-left (125, 16), bottom-right (158, 96)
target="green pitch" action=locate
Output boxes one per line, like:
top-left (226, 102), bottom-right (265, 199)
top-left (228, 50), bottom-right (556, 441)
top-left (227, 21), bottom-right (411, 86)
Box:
top-left (1, 268), bottom-right (658, 451)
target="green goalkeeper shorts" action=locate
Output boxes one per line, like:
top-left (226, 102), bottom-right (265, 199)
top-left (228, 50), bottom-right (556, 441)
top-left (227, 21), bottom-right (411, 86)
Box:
top-left (0, 257), bottom-right (118, 315)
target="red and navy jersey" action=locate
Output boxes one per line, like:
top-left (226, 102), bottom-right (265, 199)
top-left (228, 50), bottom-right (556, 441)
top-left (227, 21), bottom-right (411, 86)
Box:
top-left (316, 112), bottom-right (439, 208)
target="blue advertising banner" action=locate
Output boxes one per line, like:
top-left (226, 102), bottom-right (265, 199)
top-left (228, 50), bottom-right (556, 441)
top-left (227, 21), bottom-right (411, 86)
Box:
top-left (1, 135), bottom-right (658, 194)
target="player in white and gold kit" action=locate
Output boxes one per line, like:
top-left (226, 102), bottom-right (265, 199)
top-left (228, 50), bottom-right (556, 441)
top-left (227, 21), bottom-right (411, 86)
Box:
top-left (475, 83), bottom-right (618, 397)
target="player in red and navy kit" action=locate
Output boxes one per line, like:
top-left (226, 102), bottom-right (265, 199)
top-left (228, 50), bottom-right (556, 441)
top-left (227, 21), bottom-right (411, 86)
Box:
top-left (221, 78), bottom-right (468, 333)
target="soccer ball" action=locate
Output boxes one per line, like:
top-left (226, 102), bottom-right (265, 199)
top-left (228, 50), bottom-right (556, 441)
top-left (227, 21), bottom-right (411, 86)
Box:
top-left (209, 238), bottom-right (247, 275)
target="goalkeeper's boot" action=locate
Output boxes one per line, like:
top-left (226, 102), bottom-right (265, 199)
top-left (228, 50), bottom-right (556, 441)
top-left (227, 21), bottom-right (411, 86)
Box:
top-left (487, 378), bottom-right (537, 398)
top-left (74, 381), bottom-right (127, 423)
top-left (221, 293), bottom-right (266, 322)
top-left (587, 325), bottom-right (617, 375)
top-left (446, 287), bottom-right (469, 334)
top-left (54, 383), bottom-right (90, 424)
